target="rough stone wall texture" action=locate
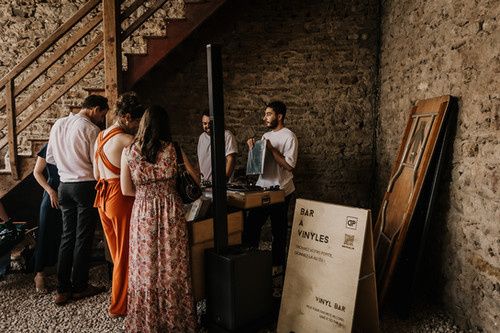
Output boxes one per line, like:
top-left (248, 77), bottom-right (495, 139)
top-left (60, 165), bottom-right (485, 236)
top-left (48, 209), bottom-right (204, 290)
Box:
top-left (121, 0), bottom-right (183, 67)
top-left (135, 0), bottom-right (380, 208)
top-left (1, 0), bottom-right (496, 330)
top-left (376, 0), bottom-right (499, 331)
top-left (0, 0), bottom-right (183, 165)
top-left (0, 0), bottom-right (87, 161)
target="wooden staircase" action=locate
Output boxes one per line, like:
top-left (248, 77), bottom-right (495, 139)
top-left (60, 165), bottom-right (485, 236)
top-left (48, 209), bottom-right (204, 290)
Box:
top-left (125, 0), bottom-right (225, 88)
top-left (0, 0), bottom-right (227, 198)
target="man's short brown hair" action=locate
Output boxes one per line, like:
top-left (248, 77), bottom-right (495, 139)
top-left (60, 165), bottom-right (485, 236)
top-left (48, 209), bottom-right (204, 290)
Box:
top-left (81, 95), bottom-right (109, 111)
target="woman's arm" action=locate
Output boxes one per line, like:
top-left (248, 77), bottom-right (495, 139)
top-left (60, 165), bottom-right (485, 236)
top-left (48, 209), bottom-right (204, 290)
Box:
top-left (120, 150), bottom-right (135, 196)
top-left (181, 149), bottom-right (201, 186)
top-left (33, 156), bottom-right (59, 208)
top-left (93, 140), bottom-right (100, 180)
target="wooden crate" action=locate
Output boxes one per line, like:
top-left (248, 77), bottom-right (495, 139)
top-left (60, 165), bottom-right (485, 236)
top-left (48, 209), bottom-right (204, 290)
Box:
top-left (227, 190), bottom-right (285, 209)
top-left (190, 210), bottom-right (243, 301)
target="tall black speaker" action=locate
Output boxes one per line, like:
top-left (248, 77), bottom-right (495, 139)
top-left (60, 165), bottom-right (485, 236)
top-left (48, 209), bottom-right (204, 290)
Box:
top-left (206, 246), bottom-right (273, 331)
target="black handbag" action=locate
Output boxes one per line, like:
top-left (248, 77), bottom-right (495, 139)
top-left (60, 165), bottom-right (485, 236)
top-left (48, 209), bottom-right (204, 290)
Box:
top-left (173, 142), bottom-right (202, 204)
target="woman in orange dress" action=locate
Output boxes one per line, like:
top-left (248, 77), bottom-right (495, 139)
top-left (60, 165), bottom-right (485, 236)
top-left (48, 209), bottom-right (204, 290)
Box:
top-left (121, 105), bottom-right (199, 332)
top-left (93, 92), bottom-right (145, 318)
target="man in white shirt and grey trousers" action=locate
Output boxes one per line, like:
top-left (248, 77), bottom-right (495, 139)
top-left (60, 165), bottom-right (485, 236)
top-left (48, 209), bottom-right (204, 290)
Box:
top-left (46, 95), bottom-right (109, 305)
top-left (244, 101), bottom-right (298, 297)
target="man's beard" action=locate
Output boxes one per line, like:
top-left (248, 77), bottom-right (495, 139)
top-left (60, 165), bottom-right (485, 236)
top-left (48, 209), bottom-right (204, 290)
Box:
top-left (266, 118), bottom-right (278, 129)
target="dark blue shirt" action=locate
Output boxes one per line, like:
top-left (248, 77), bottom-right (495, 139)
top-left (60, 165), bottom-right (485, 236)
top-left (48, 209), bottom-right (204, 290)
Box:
top-left (37, 144), bottom-right (60, 190)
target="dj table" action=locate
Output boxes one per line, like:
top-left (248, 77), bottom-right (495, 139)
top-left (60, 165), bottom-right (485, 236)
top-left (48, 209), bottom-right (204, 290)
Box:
top-left (227, 189), bottom-right (285, 209)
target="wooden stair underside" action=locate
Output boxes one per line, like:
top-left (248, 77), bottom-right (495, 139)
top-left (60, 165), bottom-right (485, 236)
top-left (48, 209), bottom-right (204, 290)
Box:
top-left (0, 156), bottom-right (37, 198)
top-left (124, 0), bottom-right (225, 88)
top-left (0, 0), bottom-right (226, 199)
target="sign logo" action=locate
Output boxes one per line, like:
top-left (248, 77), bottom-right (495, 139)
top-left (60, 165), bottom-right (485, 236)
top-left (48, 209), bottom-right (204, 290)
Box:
top-left (344, 234), bottom-right (354, 246)
top-left (345, 216), bottom-right (358, 230)
top-left (342, 234), bottom-right (355, 249)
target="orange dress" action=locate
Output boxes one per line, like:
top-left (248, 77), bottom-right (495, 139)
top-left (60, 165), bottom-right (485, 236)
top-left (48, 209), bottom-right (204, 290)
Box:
top-left (94, 127), bottom-right (134, 316)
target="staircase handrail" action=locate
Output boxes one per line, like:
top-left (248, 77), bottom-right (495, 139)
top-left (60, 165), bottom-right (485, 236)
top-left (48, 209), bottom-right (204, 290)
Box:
top-left (0, 0), bottom-right (101, 89)
top-left (0, 0), bottom-right (175, 177)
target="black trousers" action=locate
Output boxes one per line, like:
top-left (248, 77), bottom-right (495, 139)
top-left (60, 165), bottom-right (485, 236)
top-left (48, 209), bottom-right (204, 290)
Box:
top-left (57, 181), bottom-right (98, 293)
top-left (243, 193), bottom-right (294, 266)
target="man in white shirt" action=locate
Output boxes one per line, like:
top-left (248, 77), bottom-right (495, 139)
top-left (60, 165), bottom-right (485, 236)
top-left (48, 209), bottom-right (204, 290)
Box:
top-left (197, 110), bottom-right (238, 184)
top-left (244, 101), bottom-right (298, 289)
top-left (46, 95), bottom-right (108, 305)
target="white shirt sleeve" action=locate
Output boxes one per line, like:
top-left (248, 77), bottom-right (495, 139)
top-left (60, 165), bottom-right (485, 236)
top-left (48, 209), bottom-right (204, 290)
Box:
top-left (197, 134), bottom-right (203, 166)
top-left (225, 130), bottom-right (238, 156)
top-left (283, 133), bottom-right (298, 168)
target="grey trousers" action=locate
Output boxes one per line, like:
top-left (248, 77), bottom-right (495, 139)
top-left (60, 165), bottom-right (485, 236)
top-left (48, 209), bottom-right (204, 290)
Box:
top-left (57, 181), bottom-right (98, 293)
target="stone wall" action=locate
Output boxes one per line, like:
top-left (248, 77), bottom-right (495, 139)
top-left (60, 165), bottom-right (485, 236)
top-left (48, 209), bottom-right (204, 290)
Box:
top-left (0, 0), bottom-right (496, 331)
top-left (0, 0), bottom-right (183, 163)
top-left (376, 0), bottom-right (499, 331)
top-left (135, 0), bottom-right (380, 208)
top-left (0, 0), bottom-right (86, 160)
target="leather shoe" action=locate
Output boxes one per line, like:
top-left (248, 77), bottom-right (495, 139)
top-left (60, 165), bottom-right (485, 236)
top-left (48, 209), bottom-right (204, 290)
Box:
top-left (73, 285), bottom-right (106, 300)
top-left (54, 292), bottom-right (71, 306)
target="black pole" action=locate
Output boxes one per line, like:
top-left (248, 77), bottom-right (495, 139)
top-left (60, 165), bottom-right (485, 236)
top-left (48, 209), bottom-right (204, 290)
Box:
top-left (207, 44), bottom-right (228, 253)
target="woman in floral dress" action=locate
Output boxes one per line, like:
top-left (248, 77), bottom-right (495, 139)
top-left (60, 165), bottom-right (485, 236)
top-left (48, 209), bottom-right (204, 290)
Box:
top-left (120, 105), bottom-right (199, 333)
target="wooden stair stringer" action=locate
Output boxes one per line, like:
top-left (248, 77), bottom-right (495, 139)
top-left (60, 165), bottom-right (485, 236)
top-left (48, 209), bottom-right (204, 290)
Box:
top-left (124, 0), bottom-right (226, 89)
top-left (0, 156), bottom-right (37, 199)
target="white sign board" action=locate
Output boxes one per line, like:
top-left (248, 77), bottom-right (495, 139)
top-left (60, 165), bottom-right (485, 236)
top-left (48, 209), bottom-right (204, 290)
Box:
top-left (278, 199), bottom-right (378, 333)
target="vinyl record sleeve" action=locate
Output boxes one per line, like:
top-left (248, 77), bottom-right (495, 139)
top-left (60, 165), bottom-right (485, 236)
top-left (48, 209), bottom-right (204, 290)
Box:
top-left (246, 139), bottom-right (267, 175)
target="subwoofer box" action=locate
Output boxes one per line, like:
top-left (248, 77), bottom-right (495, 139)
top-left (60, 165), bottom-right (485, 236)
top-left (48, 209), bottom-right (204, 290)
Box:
top-left (190, 211), bottom-right (244, 302)
top-left (205, 246), bottom-right (272, 331)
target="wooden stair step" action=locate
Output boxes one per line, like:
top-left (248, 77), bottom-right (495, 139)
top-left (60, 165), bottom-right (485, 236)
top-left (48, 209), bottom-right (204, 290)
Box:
top-left (164, 18), bottom-right (196, 38)
top-left (145, 35), bottom-right (179, 57)
top-left (0, 155), bottom-right (37, 198)
top-left (83, 87), bottom-right (105, 96)
top-left (2, 1), bottom-right (226, 198)
top-left (124, 0), bottom-right (226, 88)
top-left (184, 0), bottom-right (226, 26)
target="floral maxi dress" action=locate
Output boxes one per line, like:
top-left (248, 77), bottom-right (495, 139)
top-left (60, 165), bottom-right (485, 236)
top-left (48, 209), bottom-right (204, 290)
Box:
top-left (124, 142), bottom-right (197, 333)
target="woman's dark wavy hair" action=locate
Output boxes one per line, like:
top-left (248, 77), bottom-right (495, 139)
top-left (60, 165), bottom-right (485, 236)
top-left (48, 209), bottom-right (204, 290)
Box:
top-left (134, 105), bottom-right (172, 163)
top-left (116, 91), bottom-right (145, 119)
